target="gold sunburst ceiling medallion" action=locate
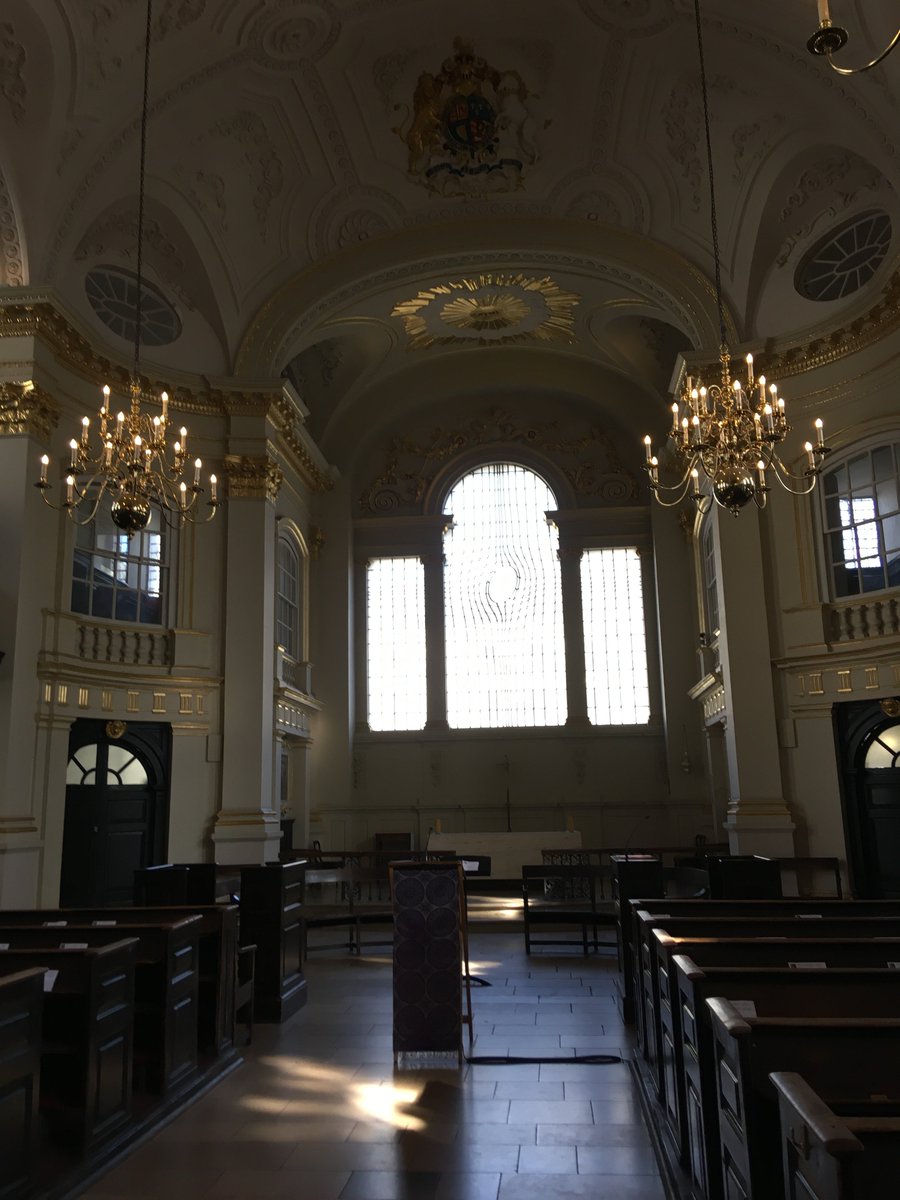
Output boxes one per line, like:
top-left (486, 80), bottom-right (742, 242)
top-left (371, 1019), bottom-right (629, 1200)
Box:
top-left (392, 273), bottom-right (580, 348)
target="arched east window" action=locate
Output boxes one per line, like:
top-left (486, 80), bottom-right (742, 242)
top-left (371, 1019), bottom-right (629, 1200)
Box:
top-left (822, 441), bottom-right (900, 597)
top-left (276, 535), bottom-right (301, 659)
top-left (71, 505), bottom-right (167, 625)
top-left (443, 463), bottom-right (566, 729)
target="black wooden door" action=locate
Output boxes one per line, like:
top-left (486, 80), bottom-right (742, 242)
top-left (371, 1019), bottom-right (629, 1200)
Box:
top-left (835, 700), bottom-right (900, 898)
top-left (60, 719), bottom-right (170, 906)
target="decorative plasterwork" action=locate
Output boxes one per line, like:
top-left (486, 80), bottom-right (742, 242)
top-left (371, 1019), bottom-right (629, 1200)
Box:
top-left (236, 243), bottom-right (717, 373)
top-left (0, 299), bottom-right (278, 418)
top-left (0, 168), bottom-right (24, 286)
top-left (269, 393), bottom-right (335, 494)
top-left (392, 274), bottom-right (580, 348)
top-left (223, 454), bottom-right (283, 502)
top-left (0, 22), bottom-right (26, 125)
top-left (359, 407), bottom-right (638, 515)
top-left (680, 266), bottom-right (900, 385)
top-left (776, 151), bottom-right (886, 269)
top-left (0, 382), bottom-right (59, 440)
top-left (392, 38), bottom-right (544, 198)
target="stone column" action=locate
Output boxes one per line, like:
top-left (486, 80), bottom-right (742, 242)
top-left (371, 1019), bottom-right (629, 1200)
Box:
top-left (713, 506), bottom-right (795, 856)
top-left (557, 545), bottom-right (590, 729)
top-left (0, 385), bottom-right (61, 906)
top-left (422, 550), bottom-right (449, 730)
top-left (213, 454), bottom-right (283, 864)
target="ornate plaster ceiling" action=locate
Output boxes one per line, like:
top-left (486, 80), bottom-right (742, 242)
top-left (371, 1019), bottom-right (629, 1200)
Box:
top-left (0, 0), bottom-right (898, 446)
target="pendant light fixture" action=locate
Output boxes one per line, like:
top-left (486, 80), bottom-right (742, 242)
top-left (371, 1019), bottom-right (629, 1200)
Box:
top-left (643, 0), bottom-right (831, 516)
top-left (36, 0), bottom-right (218, 534)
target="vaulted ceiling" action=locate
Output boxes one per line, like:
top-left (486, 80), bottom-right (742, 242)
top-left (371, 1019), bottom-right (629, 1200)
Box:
top-left (1, 1), bottom-right (898, 455)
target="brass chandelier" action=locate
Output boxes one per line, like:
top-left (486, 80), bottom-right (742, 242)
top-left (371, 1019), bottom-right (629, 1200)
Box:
top-left (643, 0), bottom-right (831, 516)
top-left (36, 0), bottom-right (218, 535)
top-left (807, 1), bottom-right (900, 75)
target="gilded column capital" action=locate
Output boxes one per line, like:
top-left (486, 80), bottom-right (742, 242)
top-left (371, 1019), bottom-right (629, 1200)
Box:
top-left (223, 454), bottom-right (283, 502)
top-left (0, 382), bottom-right (59, 441)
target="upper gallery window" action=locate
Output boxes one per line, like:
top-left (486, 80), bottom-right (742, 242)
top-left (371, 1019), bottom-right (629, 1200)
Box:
top-left (71, 506), bottom-right (166, 625)
top-left (443, 463), bottom-right (566, 729)
top-left (276, 535), bottom-right (301, 659)
top-left (823, 442), bottom-right (900, 597)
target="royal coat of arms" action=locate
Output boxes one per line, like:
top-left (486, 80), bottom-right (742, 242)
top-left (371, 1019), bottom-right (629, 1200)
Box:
top-left (393, 38), bottom-right (543, 197)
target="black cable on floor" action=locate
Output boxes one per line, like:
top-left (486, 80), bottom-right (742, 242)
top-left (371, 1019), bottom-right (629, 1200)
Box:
top-left (465, 975), bottom-right (492, 987)
top-left (466, 1053), bottom-right (621, 1065)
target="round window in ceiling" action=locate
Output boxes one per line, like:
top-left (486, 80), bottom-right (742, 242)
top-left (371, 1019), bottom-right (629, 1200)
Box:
top-left (84, 265), bottom-right (182, 347)
top-left (795, 210), bottom-right (892, 302)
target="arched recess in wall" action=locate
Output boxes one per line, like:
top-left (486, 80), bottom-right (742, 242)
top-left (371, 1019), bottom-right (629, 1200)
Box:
top-left (275, 517), bottom-right (310, 664)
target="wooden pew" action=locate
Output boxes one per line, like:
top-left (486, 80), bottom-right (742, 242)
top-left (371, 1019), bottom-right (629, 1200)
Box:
top-left (707, 998), bottom-right (900, 1200)
top-left (670, 956), bottom-right (900, 1200)
top-left (771, 1072), bottom-right (900, 1200)
top-left (632, 904), bottom-right (900, 1070)
top-left (133, 861), bottom-right (306, 1023)
top-left (0, 905), bottom-right (239, 1059)
top-left (0, 940), bottom-right (137, 1158)
top-left (0, 968), bottom-right (44, 1200)
top-left (239, 862), bottom-right (306, 1021)
top-left (0, 918), bottom-right (201, 1098)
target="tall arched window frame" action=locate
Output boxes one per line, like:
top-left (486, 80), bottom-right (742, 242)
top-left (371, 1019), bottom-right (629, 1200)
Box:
top-left (821, 438), bottom-right (900, 598)
top-left (358, 457), bottom-right (655, 734)
top-left (276, 532), bottom-right (303, 660)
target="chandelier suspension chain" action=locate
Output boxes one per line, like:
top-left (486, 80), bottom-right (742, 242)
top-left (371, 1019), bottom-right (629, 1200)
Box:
top-left (693, 0), bottom-right (726, 348)
top-left (641, 0), bottom-right (832, 515)
top-left (133, 0), bottom-right (154, 380)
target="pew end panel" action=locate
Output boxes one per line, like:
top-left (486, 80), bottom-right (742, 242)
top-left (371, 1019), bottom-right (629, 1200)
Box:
top-left (0, 968), bottom-right (44, 1200)
top-left (707, 998), bottom-right (900, 1200)
top-left (772, 1072), bottom-right (900, 1200)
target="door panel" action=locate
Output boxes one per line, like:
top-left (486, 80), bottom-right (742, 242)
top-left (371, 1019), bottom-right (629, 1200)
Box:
top-left (61, 720), bottom-right (170, 907)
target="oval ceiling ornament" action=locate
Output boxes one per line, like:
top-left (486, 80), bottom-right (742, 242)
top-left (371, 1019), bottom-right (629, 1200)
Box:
top-left (391, 273), bottom-right (580, 349)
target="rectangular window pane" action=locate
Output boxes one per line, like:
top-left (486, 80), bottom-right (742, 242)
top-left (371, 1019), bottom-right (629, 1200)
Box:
top-left (581, 548), bottom-right (650, 726)
top-left (367, 558), bottom-right (426, 732)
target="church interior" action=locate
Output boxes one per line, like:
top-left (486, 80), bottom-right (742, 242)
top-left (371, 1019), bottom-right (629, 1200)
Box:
top-left (1, 1), bottom-right (900, 1197)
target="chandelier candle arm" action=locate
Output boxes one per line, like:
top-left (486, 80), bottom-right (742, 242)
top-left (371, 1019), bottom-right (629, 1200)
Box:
top-left (807, 0), bottom-right (900, 72)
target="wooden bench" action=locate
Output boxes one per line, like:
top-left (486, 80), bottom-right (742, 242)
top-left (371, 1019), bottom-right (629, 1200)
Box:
top-left (771, 1072), bottom-right (900, 1200)
top-left (669, 955), bottom-right (900, 1200)
top-left (134, 861), bottom-right (305, 1023)
top-left (707, 998), bottom-right (900, 1200)
top-left (631, 903), bottom-right (900, 1066)
top-left (0, 905), bottom-right (240, 1059)
top-left (0, 968), bottom-right (44, 1200)
top-left (0, 918), bottom-right (201, 1098)
top-left (521, 864), bottom-right (616, 954)
top-left (0, 940), bottom-right (137, 1158)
